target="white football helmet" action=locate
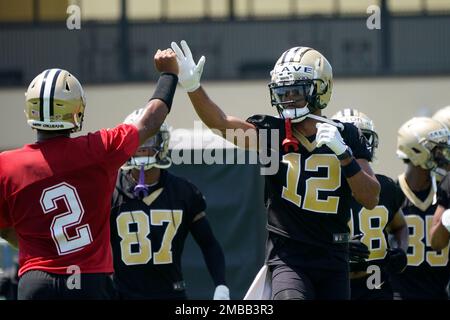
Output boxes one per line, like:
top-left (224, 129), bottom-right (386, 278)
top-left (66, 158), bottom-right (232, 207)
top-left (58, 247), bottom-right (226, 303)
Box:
top-left (122, 108), bottom-right (171, 170)
top-left (432, 106), bottom-right (450, 129)
top-left (25, 68), bottom-right (86, 132)
top-left (269, 46), bottom-right (333, 123)
top-left (331, 108), bottom-right (379, 160)
top-left (397, 117), bottom-right (450, 174)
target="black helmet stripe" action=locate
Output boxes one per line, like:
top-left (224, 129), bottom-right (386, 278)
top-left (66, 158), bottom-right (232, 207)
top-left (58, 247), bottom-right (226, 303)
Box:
top-left (49, 69), bottom-right (62, 120)
top-left (41, 69), bottom-right (61, 121)
top-left (296, 47), bottom-right (312, 64)
top-left (286, 47), bottom-right (301, 63)
top-left (38, 69), bottom-right (51, 122)
top-left (279, 49), bottom-right (290, 65)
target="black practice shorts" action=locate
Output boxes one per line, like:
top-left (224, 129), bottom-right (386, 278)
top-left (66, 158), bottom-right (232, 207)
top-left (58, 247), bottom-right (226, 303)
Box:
top-left (18, 270), bottom-right (117, 300)
top-left (269, 263), bottom-right (350, 300)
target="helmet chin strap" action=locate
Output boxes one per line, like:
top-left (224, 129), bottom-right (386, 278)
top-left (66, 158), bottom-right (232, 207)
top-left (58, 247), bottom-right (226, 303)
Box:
top-left (280, 108), bottom-right (345, 131)
top-left (133, 165), bottom-right (149, 199)
top-left (306, 114), bottom-right (345, 131)
top-left (281, 106), bottom-right (310, 123)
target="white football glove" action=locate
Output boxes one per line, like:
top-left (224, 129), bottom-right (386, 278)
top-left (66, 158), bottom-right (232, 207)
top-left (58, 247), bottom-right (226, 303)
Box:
top-left (316, 123), bottom-right (347, 156)
top-left (441, 209), bottom-right (450, 232)
top-left (170, 40), bottom-right (205, 92)
top-left (213, 285), bottom-right (230, 300)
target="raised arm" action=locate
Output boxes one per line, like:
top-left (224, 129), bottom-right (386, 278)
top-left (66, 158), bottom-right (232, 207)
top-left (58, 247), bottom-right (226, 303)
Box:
top-left (347, 158), bottom-right (380, 209)
top-left (134, 49), bottom-right (179, 145)
top-left (171, 40), bottom-right (256, 149)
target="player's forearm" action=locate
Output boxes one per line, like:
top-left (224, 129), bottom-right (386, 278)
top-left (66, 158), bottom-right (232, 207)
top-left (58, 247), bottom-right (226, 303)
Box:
top-left (430, 223), bottom-right (450, 250)
top-left (430, 205), bottom-right (450, 250)
top-left (136, 100), bottom-right (169, 145)
top-left (191, 217), bottom-right (227, 286)
top-left (201, 240), bottom-right (227, 286)
top-left (344, 160), bottom-right (380, 209)
top-left (188, 87), bottom-right (229, 133)
top-left (392, 224), bottom-right (409, 252)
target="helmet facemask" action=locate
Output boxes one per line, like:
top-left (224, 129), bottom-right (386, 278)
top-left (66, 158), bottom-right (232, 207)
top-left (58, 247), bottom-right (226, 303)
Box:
top-left (361, 129), bottom-right (379, 160)
top-left (427, 141), bottom-right (450, 178)
top-left (269, 79), bottom-right (325, 123)
top-left (331, 108), bottom-right (378, 160)
top-left (122, 125), bottom-right (171, 171)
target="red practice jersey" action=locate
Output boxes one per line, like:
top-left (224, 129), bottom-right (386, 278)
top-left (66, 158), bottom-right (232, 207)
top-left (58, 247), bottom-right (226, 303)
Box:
top-left (0, 124), bottom-right (139, 276)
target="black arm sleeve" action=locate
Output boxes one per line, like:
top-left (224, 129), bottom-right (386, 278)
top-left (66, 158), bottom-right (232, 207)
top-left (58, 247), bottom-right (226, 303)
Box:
top-left (190, 217), bottom-right (226, 287)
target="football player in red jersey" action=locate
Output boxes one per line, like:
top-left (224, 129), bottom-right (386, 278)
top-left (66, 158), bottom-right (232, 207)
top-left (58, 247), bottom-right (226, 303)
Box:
top-left (0, 48), bottom-right (178, 300)
top-left (171, 40), bottom-right (380, 300)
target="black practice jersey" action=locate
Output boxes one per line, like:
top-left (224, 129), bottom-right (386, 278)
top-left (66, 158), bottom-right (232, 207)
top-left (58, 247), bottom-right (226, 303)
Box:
top-left (389, 174), bottom-right (450, 300)
top-left (349, 174), bottom-right (403, 299)
top-left (110, 170), bottom-right (206, 299)
top-left (247, 115), bottom-right (371, 269)
top-left (349, 174), bottom-right (402, 267)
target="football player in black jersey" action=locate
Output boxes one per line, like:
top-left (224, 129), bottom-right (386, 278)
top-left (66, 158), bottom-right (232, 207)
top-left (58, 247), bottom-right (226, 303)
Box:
top-left (110, 113), bottom-right (229, 300)
top-left (332, 108), bottom-right (408, 300)
top-left (432, 172), bottom-right (450, 250)
top-left (171, 40), bottom-right (380, 300)
top-left (430, 107), bottom-right (450, 251)
top-left (390, 117), bottom-right (450, 300)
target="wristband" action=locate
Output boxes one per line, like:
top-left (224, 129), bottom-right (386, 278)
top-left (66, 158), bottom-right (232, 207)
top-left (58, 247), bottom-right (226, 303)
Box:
top-left (341, 158), bottom-right (361, 178)
top-left (150, 72), bottom-right (178, 113)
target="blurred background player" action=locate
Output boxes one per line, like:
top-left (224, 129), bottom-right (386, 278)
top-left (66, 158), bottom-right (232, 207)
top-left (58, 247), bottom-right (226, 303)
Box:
top-left (0, 48), bottom-right (178, 299)
top-left (430, 106), bottom-right (450, 251)
top-left (171, 40), bottom-right (380, 300)
top-left (110, 114), bottom-right (229, 300)
top-left (390, 117), bottom-right (450, 300)
top-left (432, 171), bottom-right (450, 251)
top-left (332, 108), bottom-right (409, 300)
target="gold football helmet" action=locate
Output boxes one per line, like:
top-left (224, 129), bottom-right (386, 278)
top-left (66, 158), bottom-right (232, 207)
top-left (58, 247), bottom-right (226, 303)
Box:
top-left (332, 108), bottom-right (379, 159)
top-left (269, 46), bottom-right (333, 122)
top-left (122, 108), bottom-right (171, 170)
top-left (25, 69), bottom-right (86, 132)
top-left (397, 117), bottom-right (450, 171)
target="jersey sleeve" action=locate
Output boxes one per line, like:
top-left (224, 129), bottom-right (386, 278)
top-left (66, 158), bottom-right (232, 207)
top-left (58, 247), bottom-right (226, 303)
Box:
top-left (98, 123), bottom-right (140, 170)
top-left (0, 165), bottom-right (12, 228)
top-left (437, 173), bottom-right (450, 208)
top-left (187, 182), bottom-right (207, 218)
top-left (377, 175), bottom-right (404, 224)
top-left (340, 122), bottom-right (371, 161)
top-left (0, 195), bottom-right (12, 229)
